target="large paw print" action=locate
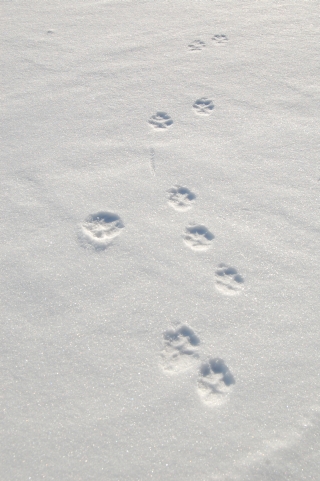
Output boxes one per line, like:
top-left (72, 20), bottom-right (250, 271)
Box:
top-left (148, 112), bottom-right (173, 130)
top-left (79, 211), bottom-right (124, 250)
top-left (183, 223), bottom-right (214, 251)
top-left (193, 98), bottom-right (214, 116)
top-left (160, 325), bottom-right (200, 373)
top-left (188, 39), bottom-right (206, 51)
top-left (197, 358), bottom-right (235, 406)
top-left (214, 263), bottom-right (244, 295)
top-left (212, 34), bottom-right (228, 45)
top-left (167, 185), bottom-right (196, 211)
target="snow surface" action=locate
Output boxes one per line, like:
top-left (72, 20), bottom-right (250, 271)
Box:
top-left (1, 1), bottom-right (320, 480)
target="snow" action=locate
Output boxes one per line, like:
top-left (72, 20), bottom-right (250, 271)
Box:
top-left (1, 1), bottom-right (320, 480)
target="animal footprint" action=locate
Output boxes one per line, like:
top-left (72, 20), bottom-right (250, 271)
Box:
top-left (160, 325), bottom-right (200, 373)
top-left (214, 263), bottom-right (244, 295)
top-left (79, 211), bottom-right (124, 250)
top-left (148, 112), bottom-right (173, 130)
top-left (183, 224), bottom-right (214, 251)
top-left (193, 98), bottom-right (214, 116)
top-left (167, 185), bottom-right (196, 211)
top-left (188, 39), bottom-right (205, 51)
top-left (197, 358), bottom-right (235, 406)
top-left (212, 34), bottom-right (228, 45)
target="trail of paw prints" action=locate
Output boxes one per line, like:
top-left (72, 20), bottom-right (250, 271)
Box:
top-left (160, 325), bottom-right (200, 374)
top-left (188, 39), bottom-right (205, 51)
top-left (183, 223), bottom-right (214, 251)
top-left (197, 358), bottom-right (235, 406)
top-left (193, 98), bottom-right (214, 116)
top-left (212, 34), bottom-right (228, 45)
top-left (79, 211), bottom-right (124, 250)
top-left (214, 263), bottom-right (244, 295)
top-left (148, 112), bottom-right (173, 130)
top-left (167, 185), bottom-right (196, 211)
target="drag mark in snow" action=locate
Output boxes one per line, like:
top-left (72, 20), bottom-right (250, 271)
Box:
top-left (197, 358), bottom-right (235, 406)
top-left (188, 39), bottom-right (206, 51)
top-left (79, 212), bottom-right (124, 250)
top-left (214, 263), bottom-right (244, 295)
top-left (148, 112), bottom-right (173, 130)
top-left (183, 223), bottom-right (214, 251)
top-left (167, 185), bottom-right (196, 211)
top-left (193, 98), bottom-right (214, 116)
top-left (150, 148), bottom-right (156, 176)
top-left (160, 325), bottom-right (200, 374)
top-left (212, 34), bottom-right (228, 45)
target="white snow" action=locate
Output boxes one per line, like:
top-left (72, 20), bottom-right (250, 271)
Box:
top-left (1, 1), bottom-right (320, 480)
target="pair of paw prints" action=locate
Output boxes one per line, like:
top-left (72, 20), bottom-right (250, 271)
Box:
top-left (167, 185), bottom-right (215, 252)
top-left (148, 98), bottom-right (214, 130)
top-left (188, 34), bottom-right (228, 51)
top-left (160, 325), bottom-right (235, 407)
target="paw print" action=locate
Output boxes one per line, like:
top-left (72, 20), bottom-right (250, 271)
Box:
top-left (188, 39), bottom-right (206, 51)
top-left (160, 325), bottom-right (200, 373)
top-left (197, 358), bottom-right (235, 406)
top-left (148, 112), bottom-right (173, 130)
top-left (214, 263), bottom-right (244, 295)
top-left (79, 212), bottom-right (124, 250)
top-left (212, 34), bottom-right (228, 45)
top-left (193, 98), bottom-right (214, 116)
top-left (167, 185), bottom-right (196, 211)
top-left (183, 223), bottom-right (214, 251)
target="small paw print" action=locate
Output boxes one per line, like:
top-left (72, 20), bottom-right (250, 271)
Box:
top-left (188, 39), bottom-right (206, 51)
top-left (167, 185), bottom-right (196, 211)
top-left (148, 112), bottom-right (173, 130)
top-left (183, 223), bottom-right (214, 251)
top-left (193, 98), bottom-right (214, 116)
top-left (160, 325), bottom-right (200, 373)
top-left (212, 34), bottom-right (228, 45)
top-left (214, 263), bottom-right (244, 295)
top-left (197, 358), bottom-right (235, 406)
top-left (79, 212), bottom-right (124, 250)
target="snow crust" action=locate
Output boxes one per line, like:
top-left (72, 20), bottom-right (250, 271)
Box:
top-left (1, 1), bottom-right (320, 480)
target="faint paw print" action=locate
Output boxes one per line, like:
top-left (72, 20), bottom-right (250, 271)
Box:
top-left (212, 34), bottom-right (228, 45)
top-left (193, 98), bottom-right (214, 116)
top-left (188, 39), bottom-right (206, 51)
top-left (148, 112), bottom-right (173, 130)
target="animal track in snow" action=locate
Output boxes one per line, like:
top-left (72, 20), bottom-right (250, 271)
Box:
top-left (148, 112), bottom-right (173, 130)
top-left (79, 212), bottom-right (124, 250)
top-left (193, 98), bottom-right (214, 116)
top-left (214, 263), bottom-right (244, 295)
top-left (150, 147), bottom-right (156, 176)
top-left (160, 325), bottom-right (200, 373)
top-left (183, 224), bottom-right (214, 251)
top-left (212, 34), bottom-right (228, 45)
top-left (197, 358), bottom-right (235, 406)
top-left (167, 185), bottom-right (196, 211)
top-left (188, 39), bottom-right (206, 51)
